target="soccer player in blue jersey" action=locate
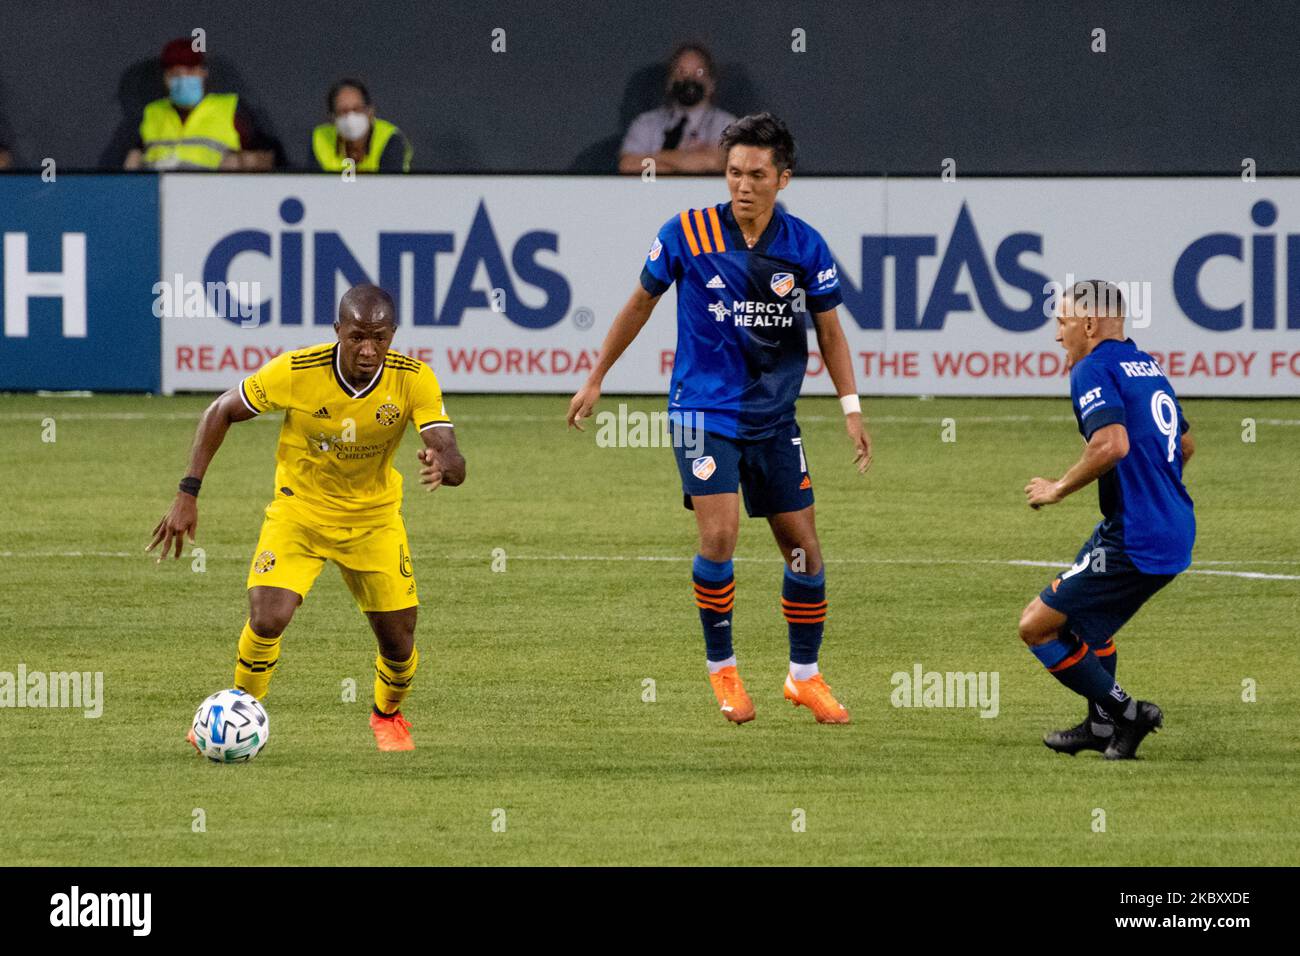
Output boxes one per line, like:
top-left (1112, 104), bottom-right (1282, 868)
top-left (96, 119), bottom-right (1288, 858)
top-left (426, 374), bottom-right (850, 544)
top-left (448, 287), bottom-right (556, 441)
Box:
top-left (1020, 279), bottom-right (1196, 759)
top-left (567, 113), bottom-right (872, 725)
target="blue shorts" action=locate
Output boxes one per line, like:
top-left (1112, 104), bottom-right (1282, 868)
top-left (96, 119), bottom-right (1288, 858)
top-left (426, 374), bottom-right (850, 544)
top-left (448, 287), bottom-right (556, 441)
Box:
top-left (673, 422), bottom-right (814, 518)
top-left (1038, 529), bottom-right (1176, 644)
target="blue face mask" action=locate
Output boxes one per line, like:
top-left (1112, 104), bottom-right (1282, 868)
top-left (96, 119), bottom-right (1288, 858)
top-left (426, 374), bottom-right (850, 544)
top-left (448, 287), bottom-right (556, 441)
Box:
top-left (168, 74), bottom-right (204, 108)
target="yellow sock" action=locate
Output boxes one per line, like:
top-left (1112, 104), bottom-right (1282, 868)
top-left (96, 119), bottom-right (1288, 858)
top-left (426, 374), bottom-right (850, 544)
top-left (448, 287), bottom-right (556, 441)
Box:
top-left (374, 648), bottom-right (419, 715)
top-left (234, 620), bottom-right (281, 699)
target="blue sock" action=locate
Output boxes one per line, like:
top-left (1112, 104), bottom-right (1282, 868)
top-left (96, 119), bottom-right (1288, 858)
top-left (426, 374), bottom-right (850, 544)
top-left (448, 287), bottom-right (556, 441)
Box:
top-left (782, 566), bottom-right (826, 666)
top-left (1030, 634), bottom-right (1135, 722)
top-left (1091, 637), bottom-right (1118, 724)
top-left (693, 555), bottom-right (734, 663)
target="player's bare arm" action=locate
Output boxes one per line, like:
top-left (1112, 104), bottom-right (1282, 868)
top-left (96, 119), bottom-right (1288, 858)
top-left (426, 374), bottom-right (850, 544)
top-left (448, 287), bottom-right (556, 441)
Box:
top-left (417, 425), bottom-right (466, 491)
top-left (566, 285), bottom-right (661, 430)
top-left (618, 148), bottom-right (724, 176)
top-left (811, 307), bottom-right (872, 474)
top-left (660, 146), bottom-right (726, 174)
top-left (1025, 422), bottom-right (1129, 509)
top-left (146, 386), bottom-right (256, 561)
top-left (1181, 429), bottom-right (1195, 464)
top-left (620, 151), bottom-right (681, 175)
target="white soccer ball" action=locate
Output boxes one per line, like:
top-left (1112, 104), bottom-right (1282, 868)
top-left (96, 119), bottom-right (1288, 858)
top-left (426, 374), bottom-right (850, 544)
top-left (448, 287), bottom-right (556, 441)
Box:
top-left (191, 688), bottom-right (269, 763)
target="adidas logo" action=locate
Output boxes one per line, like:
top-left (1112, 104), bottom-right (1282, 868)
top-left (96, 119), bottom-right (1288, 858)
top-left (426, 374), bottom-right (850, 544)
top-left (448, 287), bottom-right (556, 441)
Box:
top-left (712, 620), bottom-right (730, 627)
top-left (312, 406), bottom-right (330, 419)
top-left (706, 274), bottom-right (726, 289)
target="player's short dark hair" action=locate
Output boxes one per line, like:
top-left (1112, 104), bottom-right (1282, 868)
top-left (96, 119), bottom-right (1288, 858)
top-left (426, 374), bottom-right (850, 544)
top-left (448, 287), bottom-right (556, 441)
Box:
top-left (328, 78), bottom-right (371, 114)
top-left (1065, 278), bottom-right (1126, 318)
top-left (669, 42), bottom-right (716, 79)
top-left (338, 284), bottom-right (397, 327)
top-left (719, 112), bottom-right (796, 174)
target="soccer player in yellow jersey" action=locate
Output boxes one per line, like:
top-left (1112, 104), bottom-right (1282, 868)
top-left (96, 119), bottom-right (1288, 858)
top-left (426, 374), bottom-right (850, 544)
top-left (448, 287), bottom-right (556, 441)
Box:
top-left (147, 284), bottom-right (465, 751)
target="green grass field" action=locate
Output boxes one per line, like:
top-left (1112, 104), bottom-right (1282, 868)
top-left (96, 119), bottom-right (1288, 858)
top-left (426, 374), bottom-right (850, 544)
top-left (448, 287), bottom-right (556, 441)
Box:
top-left (1, 393), bottom-right (1297, 866)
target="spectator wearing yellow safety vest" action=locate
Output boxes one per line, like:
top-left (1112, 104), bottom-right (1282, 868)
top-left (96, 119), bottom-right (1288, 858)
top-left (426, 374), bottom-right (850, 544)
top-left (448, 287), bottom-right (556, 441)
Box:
top-left (125, 38), bottom-right (273, 171)
top-left (313, 79), bottom-right (412, 173)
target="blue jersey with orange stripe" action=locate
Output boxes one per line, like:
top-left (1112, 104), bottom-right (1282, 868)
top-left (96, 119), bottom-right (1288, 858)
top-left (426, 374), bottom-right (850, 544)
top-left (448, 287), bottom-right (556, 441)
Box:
top-left (639, 202), bottom-right (842, 440)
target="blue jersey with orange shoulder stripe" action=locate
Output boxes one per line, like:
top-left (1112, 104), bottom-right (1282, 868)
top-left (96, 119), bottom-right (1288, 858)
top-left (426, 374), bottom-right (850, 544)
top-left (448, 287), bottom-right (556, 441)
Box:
top-left (639, 202), bottom-right (842, 440)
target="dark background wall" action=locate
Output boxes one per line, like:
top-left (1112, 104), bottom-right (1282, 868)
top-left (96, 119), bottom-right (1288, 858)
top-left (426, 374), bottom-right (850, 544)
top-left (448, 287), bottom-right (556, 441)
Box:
top-left (0, 0), bottom-right (1297, 173)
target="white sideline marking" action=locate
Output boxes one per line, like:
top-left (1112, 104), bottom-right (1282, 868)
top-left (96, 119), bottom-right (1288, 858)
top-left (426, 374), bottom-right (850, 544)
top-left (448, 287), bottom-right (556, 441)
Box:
top-left (0, 412), bottom-right (213, 421)
top-left (504, 555), bottom-right (1300, 580)
top-left (1002, 558), bottom-right (1300, 581)
top-left (0, 411), bottom-right (1080, 424)
top-left (0, 550), bottom-right (1296, 580)
top-left (1177, 569), bottom-right (1300, 581)
top-left (4, 411), bottom-right (1300, 426)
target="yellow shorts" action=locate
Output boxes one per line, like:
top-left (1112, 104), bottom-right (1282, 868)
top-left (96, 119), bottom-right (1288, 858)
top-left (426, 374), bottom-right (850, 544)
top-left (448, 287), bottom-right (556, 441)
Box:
top-left (245, 500), bottom-right (418, 612)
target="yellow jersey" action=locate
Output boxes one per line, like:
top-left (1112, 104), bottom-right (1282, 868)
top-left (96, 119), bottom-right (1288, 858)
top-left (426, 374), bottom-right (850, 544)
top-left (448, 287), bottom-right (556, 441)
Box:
top-left (238, 343), bottom-right (451, 526)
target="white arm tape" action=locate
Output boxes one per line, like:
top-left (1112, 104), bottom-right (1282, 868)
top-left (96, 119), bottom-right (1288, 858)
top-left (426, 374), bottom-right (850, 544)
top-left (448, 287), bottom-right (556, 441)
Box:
top-left (839, 394), bottom-right (862, 415)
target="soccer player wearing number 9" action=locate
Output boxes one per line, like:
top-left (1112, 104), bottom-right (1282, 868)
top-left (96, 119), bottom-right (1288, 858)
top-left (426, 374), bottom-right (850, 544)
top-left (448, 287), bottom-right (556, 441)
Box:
top-left (1020, 280), bottom-right (1195, 760)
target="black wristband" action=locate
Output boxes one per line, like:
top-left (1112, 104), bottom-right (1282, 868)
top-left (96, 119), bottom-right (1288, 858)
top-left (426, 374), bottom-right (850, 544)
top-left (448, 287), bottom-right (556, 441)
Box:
top-left (178, 476), bottom-right (202, 498)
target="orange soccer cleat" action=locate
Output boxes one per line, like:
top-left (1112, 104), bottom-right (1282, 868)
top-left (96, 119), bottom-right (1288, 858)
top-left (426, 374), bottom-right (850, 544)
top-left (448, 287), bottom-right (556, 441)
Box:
top-left (370, 710), bottom-right (416, 751)
top-left (708, 665), bottom-right (755, 724)
top-left (783, 672), bottom-right (850, 724)
top-left (185, 727), bottom-right (200, 753)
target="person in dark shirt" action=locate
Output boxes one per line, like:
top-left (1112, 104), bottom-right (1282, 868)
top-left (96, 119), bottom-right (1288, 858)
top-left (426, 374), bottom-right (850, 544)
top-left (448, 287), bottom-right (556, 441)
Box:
top-left (619, 43), bottom-right (735, 175)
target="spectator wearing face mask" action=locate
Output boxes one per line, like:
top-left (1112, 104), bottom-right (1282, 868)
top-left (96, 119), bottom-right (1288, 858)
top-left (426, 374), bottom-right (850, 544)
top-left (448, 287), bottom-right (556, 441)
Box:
top-left (313, 79), bottom-right (412, 173)
top-left (125, 38), bottom-right (273, 170)
top-left (618, 43), bottom-right (736, 175)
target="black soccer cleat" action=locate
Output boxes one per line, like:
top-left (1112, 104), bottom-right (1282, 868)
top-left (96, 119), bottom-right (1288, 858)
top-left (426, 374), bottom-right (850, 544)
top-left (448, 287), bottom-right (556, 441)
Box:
top-left (1043, 719), bottom-right (1111, 756)
top-left (1103, 701), bottom-right (1164, 760)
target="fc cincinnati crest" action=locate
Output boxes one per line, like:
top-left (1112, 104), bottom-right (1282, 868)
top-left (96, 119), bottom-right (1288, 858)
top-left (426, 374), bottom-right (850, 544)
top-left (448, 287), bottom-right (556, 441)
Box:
top-left (691, 456), bottom-right (717, 480)
top-left (649, 237), bottom-right (663, 261)
top-left (253, 550), bottom-right (276, 574)
top-left (770, 272), bottom-right (795, 297)
top-left (375, 403), bottom-right (401, 426)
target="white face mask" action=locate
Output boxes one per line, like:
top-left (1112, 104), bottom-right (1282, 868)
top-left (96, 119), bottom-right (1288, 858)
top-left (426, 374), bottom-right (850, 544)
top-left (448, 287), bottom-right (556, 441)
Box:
top-left (335, 111), bottom-right (370, 141)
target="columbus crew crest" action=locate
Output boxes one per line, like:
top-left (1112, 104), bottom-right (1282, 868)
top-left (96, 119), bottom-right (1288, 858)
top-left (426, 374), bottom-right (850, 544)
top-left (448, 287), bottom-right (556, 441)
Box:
top-left (253, 550), bottom-right (276, 574)
top-left (375, 403), bottom-right (401, 426)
